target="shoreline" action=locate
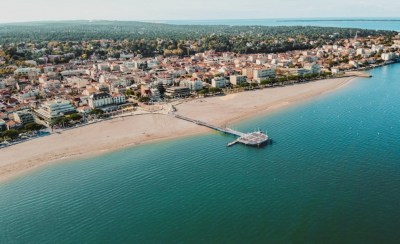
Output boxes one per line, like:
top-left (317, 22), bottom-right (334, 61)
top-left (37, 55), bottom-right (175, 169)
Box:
top-left (0, 76), bottom-right (357, 184)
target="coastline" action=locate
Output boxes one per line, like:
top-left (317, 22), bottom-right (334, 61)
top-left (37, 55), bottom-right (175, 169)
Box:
top-left (0, 76), bottom-right (356, 183)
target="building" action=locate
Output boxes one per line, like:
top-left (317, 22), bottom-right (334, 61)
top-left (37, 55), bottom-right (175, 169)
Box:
top-left (0, 119), bottom-right (6, 131)
top-left (35, 100), bottom-right (77, 123)
top-left (88, 93), bottom-right (126, 109)
top-left (293, 68), bottom-right (310, 77)
top-left (112, 94), bottom-right (126, 105)
top-left (381, 52), bottom-right (396, 61)
top-left (14, 68), bottom-right (40, 76)
top-left (253, 68), bottom-right (276, 82)
top-left (230, 75), bottom-right (247, 86)
top-left (242, 68), bottom-right (254, 79)
top-left (88, 93), bottom-right (113, 109)
top-left (211, 77), bottom-right (227, 88)
top-left (150, 88), bottom-right (161, 101)
top-left (181, 79), bottom-right (203, 91)
top-left (165, 87), bottom-right (191, 98)
top-left (14, 110), bottom-right (35, 125)
top-left (304, 63), bottom-right (321, 74)
top-left (60, 70), bottom-right (86, 76)
top-left (134, 60), bottom-right (148, 70)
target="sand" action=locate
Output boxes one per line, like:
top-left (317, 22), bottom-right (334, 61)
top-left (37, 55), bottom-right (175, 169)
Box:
top-left (0, 77), bottom-right (355, 183)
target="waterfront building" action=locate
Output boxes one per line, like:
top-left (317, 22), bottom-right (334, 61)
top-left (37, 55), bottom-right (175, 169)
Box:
top-left (381, 52), bottom-right (396, 61)
top-left (253, 68), bottom-right (276, 82)
top-left (242, 68), bottom-right (254, 79)
top-left (293, 68), bottom-right (310, 77)
top-left (0, 119), bottom-right (6, 131)
top-left (34, 100), bottom-right (77, 123)
top-left (88, 93), bottom-right (113, 109)
top-left (150, 88), bottom-right (161, 101)
top-left (230, 75), bottom-right (247, 86)
top-left (165, 87), bottom-right (191, 98)
top-left (13, 110), bottom-right (35, 125)
top-left (211, 77), bottom-right (228, 88)
top-left (181, 79), bottom-right (203, 91)
top-left (303, 63), bottom-right (321, 74)
top-left (88, 92), bottom-right (126, 109)
top-left (112, 94), bottom-right (126, 105)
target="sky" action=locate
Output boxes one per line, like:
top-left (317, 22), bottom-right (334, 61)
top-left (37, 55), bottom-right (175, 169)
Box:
top-left (1, 0), bottom-right (400, 23)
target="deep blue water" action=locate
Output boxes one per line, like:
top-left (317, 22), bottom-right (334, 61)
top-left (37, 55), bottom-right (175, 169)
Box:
top-left (1, 66), bottom-right (400, 242)
top-left (165, 18), bottom-right (400, 31)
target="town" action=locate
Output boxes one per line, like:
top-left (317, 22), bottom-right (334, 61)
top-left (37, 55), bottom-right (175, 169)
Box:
top-left (1, 32), bottom-right (400, 147)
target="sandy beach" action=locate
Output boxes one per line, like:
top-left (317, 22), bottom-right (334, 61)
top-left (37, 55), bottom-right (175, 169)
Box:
top-left (0, 77), bottom-right (355, 182)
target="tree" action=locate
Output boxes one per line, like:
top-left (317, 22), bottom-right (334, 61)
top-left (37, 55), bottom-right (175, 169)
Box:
top-left (52, 116), bottom-right (71, 127)
top-left (24, 123), bottom-right (44, 131)
top-left (209, 87), bottom-right (223, 94)
top-left (90, 109), bottom-right (104, 115)
top-left (125, 89), bottom-right (133, 96)
top-left (68, 113), bottom-right (82, 121)
top-left (157, 84), bottom-right (166, 97)
top-left (139, 97), bottom-right (151, 103)
top-left (2, 130), bottom-right (20, 139)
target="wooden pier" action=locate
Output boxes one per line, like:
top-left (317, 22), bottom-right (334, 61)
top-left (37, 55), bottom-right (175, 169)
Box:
top-left (174, 114), bottom-right (270, 147)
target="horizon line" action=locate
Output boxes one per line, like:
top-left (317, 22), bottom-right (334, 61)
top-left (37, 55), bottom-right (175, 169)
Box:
top-left (1, 17), bottom-right (400, 25)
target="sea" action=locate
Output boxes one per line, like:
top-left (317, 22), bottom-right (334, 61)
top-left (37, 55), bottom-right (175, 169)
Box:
top-left (1, 20), bottom-right (400, 243)
top-left (165, 18), bottom-right (400, 31)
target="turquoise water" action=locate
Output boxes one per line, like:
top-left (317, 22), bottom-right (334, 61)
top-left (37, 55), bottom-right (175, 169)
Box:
top-left (166, 18), bottom-right (400, 31)
top-left (1, 65), bottom-right (400, 243)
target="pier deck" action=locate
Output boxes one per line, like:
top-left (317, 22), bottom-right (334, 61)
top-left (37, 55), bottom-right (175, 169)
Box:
top-left (174, 114), bottom-right (269, 147)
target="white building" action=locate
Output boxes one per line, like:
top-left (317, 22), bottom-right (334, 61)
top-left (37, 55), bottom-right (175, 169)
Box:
top-left (304, 63), bottom-right (321, 74)
top-left (35, 100), bottom-right (77, 123)
top-left (211, 77), bottom-right (227, 88)
top-left (294, 68), bottom-right (310, 77)
top-left (61, 70), bottom-right (86, 76)
top-left (120, 53), bottom-right (135, 59)
top-left (14, 110), bottom-right (35, 125)
top-left (0, 80), bottom-right (6, 89)
top-left (150, 88), bottom-right (161, 101)
top-left (0, 119), bottom-right (6, 131)
top-left (230, 75), bottom-right (247, 85)
top-left (181, 79), bottom-right (203, 91)
top-left (356, 48), bottom-right (365, 56)
top-left (88, 93), bottom-right (113, 109)
top-left (253, 68), bottom-right (276, 82)
top-left (381, 52), bottom-right (396, 61)
top-left (14, 68), bottom-right (40, 76)
top-left (112, 94), bottom-right (126, 105)
top-left (65, 77), bottom-right (90, 88)
top-left (88, 93), bottom-right (126, 109)
top-left (97, 63), bottom-right (111, 71)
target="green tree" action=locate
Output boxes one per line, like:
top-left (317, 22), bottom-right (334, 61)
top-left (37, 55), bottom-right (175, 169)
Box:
top-left (139, 97), bottom-right (151, 103)
top-left (24, 123), bottom-right (44, 131)
top-left (2, 130), bottom-right (20, 139)
top-left (68, 113), bottom-right (82, 121)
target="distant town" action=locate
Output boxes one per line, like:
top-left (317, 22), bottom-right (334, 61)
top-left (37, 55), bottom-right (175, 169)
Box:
top-left (1, 30), bottom-right (400, 147)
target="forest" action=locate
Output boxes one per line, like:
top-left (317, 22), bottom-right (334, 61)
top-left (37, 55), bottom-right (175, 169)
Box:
top-left (0, 20), bottom-right (395, 57)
